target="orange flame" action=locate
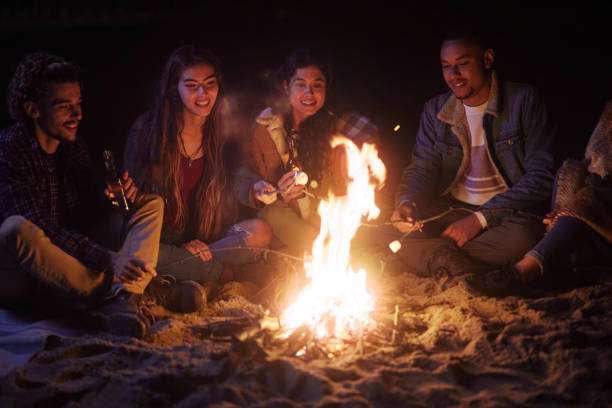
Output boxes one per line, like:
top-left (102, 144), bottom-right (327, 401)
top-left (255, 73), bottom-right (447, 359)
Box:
top-left (281, 136), bottom-right (386, 341)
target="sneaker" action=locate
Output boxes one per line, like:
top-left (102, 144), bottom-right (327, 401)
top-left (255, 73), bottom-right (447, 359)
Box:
top-left (432, 266), bottom-right (470, 291)
top-left (429, 245), bottom-right (491, 277)
top-left (144, 275), bottom-right (206, 313)
top-left (459, 265), bottom-right (529, 298)
top-left (89, 291), bottom-right (151, 339)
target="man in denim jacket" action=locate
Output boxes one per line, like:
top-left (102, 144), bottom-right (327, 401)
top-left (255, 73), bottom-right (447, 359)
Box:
top-left (389, 32), bottom-right (556, 279)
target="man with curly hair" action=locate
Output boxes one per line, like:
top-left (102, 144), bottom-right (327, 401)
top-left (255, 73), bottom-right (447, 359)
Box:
top-left (0, 52), bottom-right (203, 337)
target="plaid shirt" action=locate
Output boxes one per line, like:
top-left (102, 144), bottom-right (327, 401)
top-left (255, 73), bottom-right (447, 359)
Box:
top-left (0, 122), bottom-right (111, 270)
top-left (335, 111), bottom-right (380, 146)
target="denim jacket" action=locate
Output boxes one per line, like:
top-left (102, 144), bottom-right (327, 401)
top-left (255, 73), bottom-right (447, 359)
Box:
top-left (396, 72), bottom-right (556, 227)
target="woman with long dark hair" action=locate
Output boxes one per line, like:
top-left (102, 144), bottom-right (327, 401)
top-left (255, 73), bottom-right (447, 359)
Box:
top-left (124, 45), bottom-right (272, 284)
top-left (248, 48), bottom-right (379, 255)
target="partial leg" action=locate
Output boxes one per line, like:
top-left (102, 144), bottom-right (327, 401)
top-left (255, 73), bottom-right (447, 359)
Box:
top-left (91, 194), bottom-right (164, 294)
top-left (156, 219), bottom-right (271, 284)
top-left (259, 201), bottom-right (318, 256)
top-left (523, 216), bottom-right (612, 279)
top-left (461, 214), bottom-right (546, 267)
top-left (459, 216), bottom-right (582, 297)
top-left (236, 218), bottom-right (272, 249)
top-left (0, 216), bottom-right (109, 308)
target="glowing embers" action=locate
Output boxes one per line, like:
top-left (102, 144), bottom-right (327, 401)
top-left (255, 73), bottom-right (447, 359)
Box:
top-left (280, 136), bottom-right (386, 354)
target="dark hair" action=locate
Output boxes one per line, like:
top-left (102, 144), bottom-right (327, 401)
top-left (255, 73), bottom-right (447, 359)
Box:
top-left (276, 48), bottom-right (335, 184)
top-left (7, 51), bottom-right (81, 122)
top-left (276, 48), bottom-right (333, 90)
top-left (128, 45), bottom-right (235, 241)
top-left (288, 109), bottom-right (335, 184)
top-left (441, 29), bottom-right (492, 51)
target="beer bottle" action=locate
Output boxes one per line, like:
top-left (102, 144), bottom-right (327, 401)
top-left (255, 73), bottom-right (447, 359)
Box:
top-left (285, 130), bottom-right (310, 195)
top-left (103, 150), bottom-right (130, 211)
top-left (286, 129), bottom-right (301, 172)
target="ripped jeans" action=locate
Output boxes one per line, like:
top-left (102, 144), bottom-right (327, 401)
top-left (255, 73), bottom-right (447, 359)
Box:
top-left (156, 224), bottom-right (258, 283)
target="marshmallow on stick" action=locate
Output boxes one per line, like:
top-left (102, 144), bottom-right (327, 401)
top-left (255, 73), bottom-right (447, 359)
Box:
top-left (295, 170), bottom-right (309, 186)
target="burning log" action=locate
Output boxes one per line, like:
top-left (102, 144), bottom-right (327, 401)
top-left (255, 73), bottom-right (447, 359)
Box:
top-left (192, 317), bottom-right (261, 339)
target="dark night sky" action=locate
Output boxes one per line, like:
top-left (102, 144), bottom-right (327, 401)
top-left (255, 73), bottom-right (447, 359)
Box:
top-left (1, 1), bottom-right (610, 188)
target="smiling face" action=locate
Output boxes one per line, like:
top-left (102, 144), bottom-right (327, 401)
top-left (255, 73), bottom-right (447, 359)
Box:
top-left (177, 63), bottom-right (219, 120)
top-left (30, 82), bottom-right (82, 149)
top-left (440, 40), bottom-right (494, 106)
top-left (284, 65), bottom-right (327, 128)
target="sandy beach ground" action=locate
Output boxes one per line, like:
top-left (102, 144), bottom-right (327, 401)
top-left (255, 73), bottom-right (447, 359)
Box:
top-left (1, 257), bottom-right (611, 408)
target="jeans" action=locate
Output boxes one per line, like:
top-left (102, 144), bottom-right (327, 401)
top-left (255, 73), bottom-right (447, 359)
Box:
top-left (156, 224), bottom-right (260, 283)
top-left (527, 216), bottom-right (612, 274)
top-left (0, 194), bottom-right (163, 308)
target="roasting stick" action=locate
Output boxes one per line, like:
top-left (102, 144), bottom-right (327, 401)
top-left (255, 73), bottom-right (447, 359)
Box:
top-left (261, 187), bottom-right (320, 200)
top-left (157, 246), bottom-right (304, 270)
top-left (159, 207), bottom-right (479, 270)
top-left (391, 304), bottom-right (399, 344)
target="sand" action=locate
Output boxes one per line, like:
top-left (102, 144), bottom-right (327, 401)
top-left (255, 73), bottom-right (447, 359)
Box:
top-left (1, 260), bottom-right (611, 408)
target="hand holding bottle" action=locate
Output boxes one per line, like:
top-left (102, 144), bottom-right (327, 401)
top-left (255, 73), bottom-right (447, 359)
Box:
top-left (105, 170), bottom-right (139, 203)
top-left (103, 150), bottom-right (131, 211)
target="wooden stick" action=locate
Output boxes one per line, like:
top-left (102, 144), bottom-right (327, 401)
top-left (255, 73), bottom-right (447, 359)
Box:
top-left (391, 304), bottom-right (399, 344)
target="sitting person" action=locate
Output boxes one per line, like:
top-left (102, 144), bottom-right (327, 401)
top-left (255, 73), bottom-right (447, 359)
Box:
top-left (124, 45), bottom-right (272, 285)
top-left (366, 31), bottom-right (557, 282)
top-left (461, 99), bottom-right (612, 297)
top-left (248, 48), bottom-right (379, 256)
top-left (0, 52), bottom-right (191, 338)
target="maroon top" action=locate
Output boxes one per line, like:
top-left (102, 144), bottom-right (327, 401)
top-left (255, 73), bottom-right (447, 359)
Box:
top-left (164, 155), bottom-right (204, 233)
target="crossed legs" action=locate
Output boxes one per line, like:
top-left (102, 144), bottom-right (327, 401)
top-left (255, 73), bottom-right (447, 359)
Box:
top-left (0, 193), bottom-right (163, 308)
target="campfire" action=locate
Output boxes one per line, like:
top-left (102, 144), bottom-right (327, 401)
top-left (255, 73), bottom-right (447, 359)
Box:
top-left (280, 136), bottom-right (386, 356)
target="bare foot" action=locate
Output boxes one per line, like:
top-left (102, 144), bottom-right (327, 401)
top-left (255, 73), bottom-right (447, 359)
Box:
top-left (514, 255), bottom-right (542, 283)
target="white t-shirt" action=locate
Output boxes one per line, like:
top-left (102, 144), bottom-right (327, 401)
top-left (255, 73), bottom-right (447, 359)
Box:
top-left (452, 101), bottom-right (508, 227)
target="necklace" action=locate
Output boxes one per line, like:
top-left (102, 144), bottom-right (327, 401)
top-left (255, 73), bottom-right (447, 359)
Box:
top-left (179, 134), bottom-right (203, 167)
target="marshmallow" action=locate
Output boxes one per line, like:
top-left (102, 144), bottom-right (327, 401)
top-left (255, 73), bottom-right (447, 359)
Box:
top-left (389, 240), bottom-right (402, 253)
top-left (295, 171), bottom-right (309, 186)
